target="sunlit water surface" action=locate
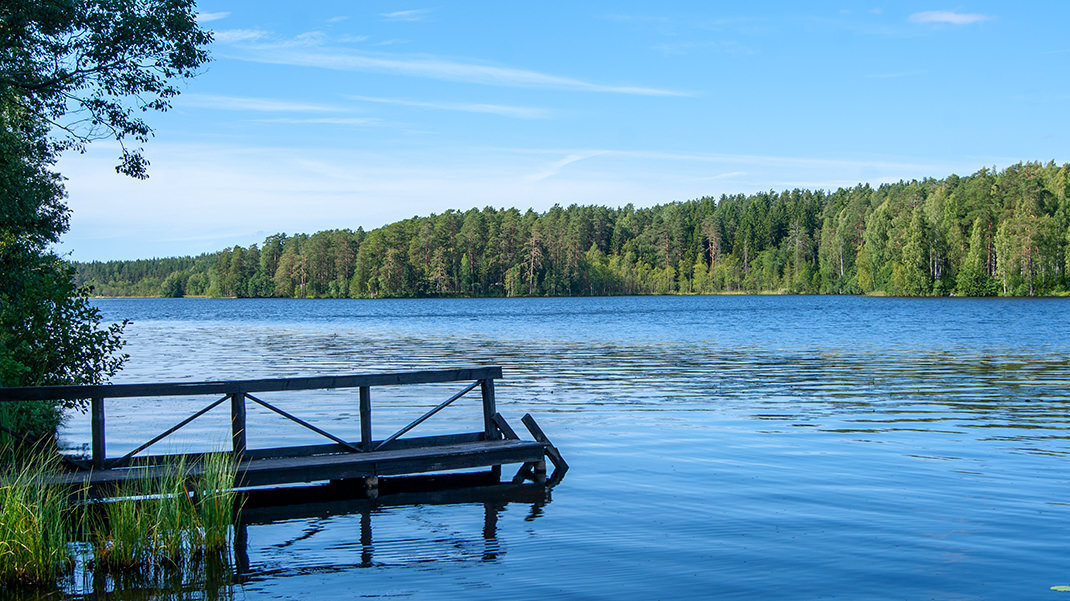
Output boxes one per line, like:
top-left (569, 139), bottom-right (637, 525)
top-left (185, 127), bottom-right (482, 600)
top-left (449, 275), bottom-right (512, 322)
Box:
top-left (54, 296), bottom-right (1070, 600)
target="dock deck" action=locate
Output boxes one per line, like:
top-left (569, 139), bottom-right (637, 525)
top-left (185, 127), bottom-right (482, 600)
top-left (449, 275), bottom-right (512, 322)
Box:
top-left (0, 367), bottom-right (567, 492)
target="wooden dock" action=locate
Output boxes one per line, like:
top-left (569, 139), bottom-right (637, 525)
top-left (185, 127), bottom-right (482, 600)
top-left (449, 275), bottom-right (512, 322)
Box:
top-left (0, 367), bottom-right (567, 492)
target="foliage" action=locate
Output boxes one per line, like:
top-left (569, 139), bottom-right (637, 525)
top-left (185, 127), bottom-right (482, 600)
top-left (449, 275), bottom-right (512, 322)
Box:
top-left (0, 0), bottom-right (210, 440)
top-left (0, 0), bottom-right (211, 178)
top-left (76, 162), bottom-right (1070, 299)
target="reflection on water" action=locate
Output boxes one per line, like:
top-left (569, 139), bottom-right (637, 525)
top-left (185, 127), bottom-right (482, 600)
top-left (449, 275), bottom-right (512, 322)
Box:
top-left (47, 296), bottom-right (1070, 599)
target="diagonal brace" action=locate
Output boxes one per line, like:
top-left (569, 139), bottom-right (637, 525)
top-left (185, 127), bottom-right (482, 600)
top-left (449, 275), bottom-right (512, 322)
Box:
top-left (374, 380), bottom-right (480, 452)
top-left (108, 394), bottom-right (230, 468)
top-left (245, 393), bottom-right (362, 453)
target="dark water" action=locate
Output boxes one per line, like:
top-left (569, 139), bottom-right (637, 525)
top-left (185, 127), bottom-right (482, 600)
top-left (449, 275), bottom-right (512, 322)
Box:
top-left (58, 296), bottom-right (1070, 599)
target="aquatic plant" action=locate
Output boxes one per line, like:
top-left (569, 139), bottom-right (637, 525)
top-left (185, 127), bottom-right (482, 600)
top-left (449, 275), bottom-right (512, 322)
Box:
top-left (0, 448), bottom-right (73, 585)
top-left (193, 451), bottom-right (239, 553)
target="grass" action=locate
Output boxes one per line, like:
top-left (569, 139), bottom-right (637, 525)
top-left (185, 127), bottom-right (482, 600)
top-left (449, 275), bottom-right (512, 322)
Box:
top-left (0, 445), bottom-right (241, 589)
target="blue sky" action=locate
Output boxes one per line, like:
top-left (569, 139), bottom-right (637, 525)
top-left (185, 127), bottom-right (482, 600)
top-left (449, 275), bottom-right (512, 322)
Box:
top-left (57, 1), bottom-right (1070, 261)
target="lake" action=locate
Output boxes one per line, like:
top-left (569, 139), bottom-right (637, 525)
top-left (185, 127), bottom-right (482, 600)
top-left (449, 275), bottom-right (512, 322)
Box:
top-left (56, 295), bottom-right (1070, 599)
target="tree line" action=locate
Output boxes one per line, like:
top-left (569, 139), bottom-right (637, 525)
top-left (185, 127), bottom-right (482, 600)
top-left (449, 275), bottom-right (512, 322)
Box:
top-left (76, 162), bottom-right (1070, 299)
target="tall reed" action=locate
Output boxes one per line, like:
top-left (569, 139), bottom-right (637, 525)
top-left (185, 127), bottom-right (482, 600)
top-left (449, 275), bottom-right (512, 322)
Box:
top-left (0, 446), bottom-right (240, 588)
top-left (193, 451), bottom-right (239, 553)
top-left (0, 447), bottom-right (73, 586)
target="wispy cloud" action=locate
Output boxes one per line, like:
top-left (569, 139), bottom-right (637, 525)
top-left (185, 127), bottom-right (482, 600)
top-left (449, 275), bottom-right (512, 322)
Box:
top-left (179, 94), bottom-right (347, 113)
top-left (212, 29), bottom-right (268, 44)
top-left (380, 9), bottom-right (431, 22)
top-left (526, 152), bottom-right (607, 182)
top-left (908, 11), bottom-right (991, 25)
top-left (258, 117), bottom-right (383, 126)
top-left (196, 11), bottom-right (230, 23)
top-left (230, 45), bottom-right (685, 96)
top-left (348, 95), bottom-right (549, 119)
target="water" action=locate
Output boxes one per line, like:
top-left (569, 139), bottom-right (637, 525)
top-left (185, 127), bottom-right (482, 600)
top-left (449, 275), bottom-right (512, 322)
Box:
top-left (57, 296), bottom-right (1070, 599)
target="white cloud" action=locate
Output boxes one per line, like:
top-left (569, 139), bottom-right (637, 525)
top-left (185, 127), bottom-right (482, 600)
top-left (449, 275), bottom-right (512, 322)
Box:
top-left (178, 94), bottom-right (347, 113)
top-left (525, 152), bottom-right (607, 182)
top-left (212, 29), bottom-right (268, 44)
top-left (196, 11), bottom-right (230, 23)
top-left (348, 95), bottom-right (549, 119)
top-left (57, 141), bottom-right (999, 261)
top-left (229, 46), bottom-right (685, 96)
top-left (908, 11), bottom-right (991, 25)
top-left (380, 9), bottom-right (431, 22)
top-left (258, 117), bottom-right (383, 126)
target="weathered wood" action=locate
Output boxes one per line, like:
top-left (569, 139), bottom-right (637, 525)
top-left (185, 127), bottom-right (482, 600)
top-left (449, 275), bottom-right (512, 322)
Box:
top-left (492, 412), bottom-right (520, 440)
top-left (373, 380), bottom-right (480, 451)
top-left (91, 397), bottom-right (106, 470)
top-left (0, 367), bottom-right (504, 401)
top-left (95, 432), bottom-right (486, 469)
top-left (481, 379), bottom-right (497, 440)
top-left (359, 386), bottom-right (372, 451)
top-left (512, 462), bottom-right (535, 484)
top-left (51, 439), bottom-right (548, 490)
top-left (108, 394), bottom-right (230, 469)
top-left (245, 393), bottom-right (361, 453)
top-left (28, 366), bottom-right (568, 494)
top-left (236, 440), bottom-right (546, 488)
top-left (230, 393), bottom-right (246, 455)
top-left (521, 413), bottom-right (569, 474)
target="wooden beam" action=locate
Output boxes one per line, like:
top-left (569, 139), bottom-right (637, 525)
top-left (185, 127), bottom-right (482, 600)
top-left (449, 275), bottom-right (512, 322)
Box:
top-left (521, 413), bottom-right (569, 474)
top-left (231, 393), bottom-right (246, 456)
top-left (491, 413), bottom-right (520, 440)
top-left (0, 367), bottom-right (503, 401)
top-left (359, 386), bottom-right (372, 451)
top-left (480, 379), bottom-right (498, 440)
top-left (91, 397), bottom-right (106, 470)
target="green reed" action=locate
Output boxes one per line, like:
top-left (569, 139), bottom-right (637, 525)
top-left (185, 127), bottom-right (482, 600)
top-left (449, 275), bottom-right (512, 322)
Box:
top-left (92, 452), bottom-right (240, 572)
top-left (193, 451), bottom-right (239, 553)
top-left (0, 448), bottom-right (73, 586)
top-left (0, 445), bottom-right (240, 588)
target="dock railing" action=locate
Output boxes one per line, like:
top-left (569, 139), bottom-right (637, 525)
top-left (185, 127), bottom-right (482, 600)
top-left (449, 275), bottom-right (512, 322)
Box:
top-left (0, 367), bottom-right (504, 472)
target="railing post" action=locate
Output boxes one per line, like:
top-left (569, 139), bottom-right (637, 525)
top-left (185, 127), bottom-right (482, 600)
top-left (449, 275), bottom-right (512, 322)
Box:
top-left (359, 386), bottom-right (372, 451)
top-left (91, 397), bottom-right (106, 470)
top-left (231, 392), bottom-right (246, 455)
top-left (480, 379), bottom-right (498, 440)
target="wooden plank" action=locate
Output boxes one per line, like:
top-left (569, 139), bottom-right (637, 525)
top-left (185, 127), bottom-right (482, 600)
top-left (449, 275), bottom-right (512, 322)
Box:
top-left (231, 393), bottom-right (246, 455)
top-left (374, 381), bottom-right (480, 451)
top-left (0, 367), bottom-right (503, 401)
top-left (87, 432), bottom-right (486, 469)
top-left (91, 397), bottom-right (106, 470)
top-left (480, 379), bottom-right (497, 440)
top-left (359, 386), bottom-right (372, 451)
top-left (521, 413), bottom-right (569, 473)
top-left (51, 439), bottom-right (546, 489)
top-left (491, 413), bottom-right (520, 440)
top-left (245, 393), bottom-right (361, 453)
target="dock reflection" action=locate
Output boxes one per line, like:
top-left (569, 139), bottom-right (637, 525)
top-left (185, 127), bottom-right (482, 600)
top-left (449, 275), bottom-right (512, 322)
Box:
top-left (60, 473), bottom-right (553, 600)
top-left (234, 471), bottom-right (552, 579)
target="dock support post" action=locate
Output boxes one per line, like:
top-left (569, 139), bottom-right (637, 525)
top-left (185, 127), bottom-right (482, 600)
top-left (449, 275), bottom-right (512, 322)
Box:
top-left (359, 386), bottom-right (372, 451)
top-left (91, 397), bottom-right (106, 470)
top-left (231, 393), bottom-right (247, 455)
top-left (480, 379), bottom-right (498, 440)
top-left (533, 460), bottom-right (546, 484)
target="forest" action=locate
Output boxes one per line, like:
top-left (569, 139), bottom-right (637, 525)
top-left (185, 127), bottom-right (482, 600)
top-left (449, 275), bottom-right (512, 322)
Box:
top-left (75, 162), bottom-right (1070, 299)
